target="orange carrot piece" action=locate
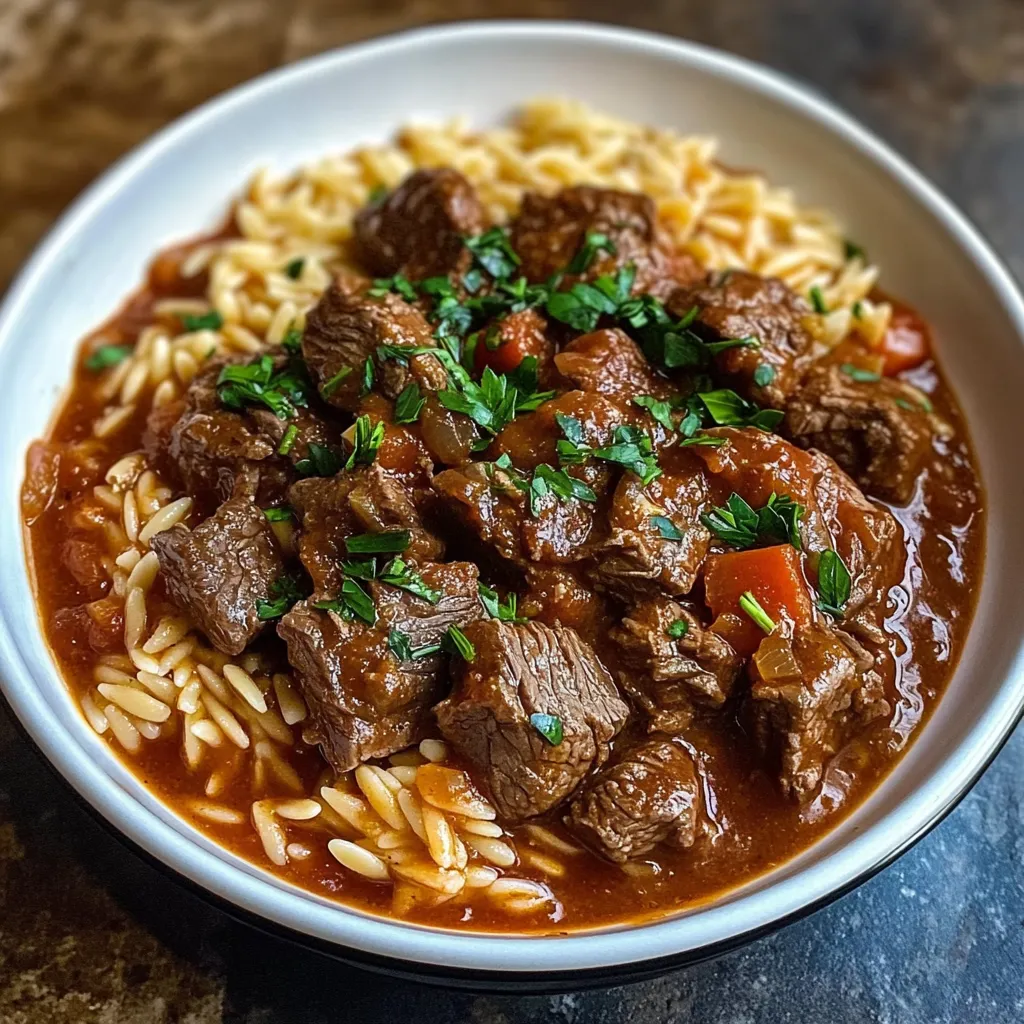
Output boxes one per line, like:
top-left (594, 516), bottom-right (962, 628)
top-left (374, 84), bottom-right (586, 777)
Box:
top-left (704, 545), bottom-right (813, 657)
top-left (880, 306), bottom-right (930, 376)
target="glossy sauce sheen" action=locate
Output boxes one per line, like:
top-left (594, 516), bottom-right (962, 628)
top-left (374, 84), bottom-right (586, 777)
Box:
top-left (22, 241), bottom-right (985, 934)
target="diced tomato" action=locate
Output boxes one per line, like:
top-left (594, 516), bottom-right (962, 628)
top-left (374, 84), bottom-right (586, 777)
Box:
top-left (704, 544), bottom-right (813, 657)
top-left (880, 305), bottom-right (930, 376)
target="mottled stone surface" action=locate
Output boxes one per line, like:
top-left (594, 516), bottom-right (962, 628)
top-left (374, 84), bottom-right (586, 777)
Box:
top-left (2, 1), bottom-right (1024, 1021)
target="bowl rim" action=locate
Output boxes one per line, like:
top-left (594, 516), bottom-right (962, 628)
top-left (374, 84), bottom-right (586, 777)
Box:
top-left (3, 18), bottom-right (1024, 981)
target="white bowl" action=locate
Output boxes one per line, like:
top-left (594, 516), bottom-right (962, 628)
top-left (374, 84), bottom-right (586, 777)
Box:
top-left (3, 21), bottom-right (1023, 989)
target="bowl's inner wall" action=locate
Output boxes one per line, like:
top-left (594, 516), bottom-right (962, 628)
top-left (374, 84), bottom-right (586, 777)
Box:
top-left (1, 25), bottom-right (1022, 971)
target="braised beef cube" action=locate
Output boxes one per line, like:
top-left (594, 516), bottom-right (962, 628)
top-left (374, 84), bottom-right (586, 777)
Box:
top-left (302, 283), bottom-right (446, 413)
top-left (510, 186), bottom-right (696, 298)
top-left (521, 566), bottom-right (614, 651)
top-left (589, 449), bottom-right (710, 599)
top-left (355, 169), bottom-right (487, 280)
top-left (554, 328), bottom-right (673, 401)
top-left (612, 598), bottom-right (742, 732)
top-left (435, 619), bottom-right (628, 822)
top-left (668, 270), bottom-right (822, 407)
top-left (785, 364), bottom-right (936, 505)
top-left (150, 496), bottom-right (284, 655)
top-left (165, 360), bottom-right (288, 506)
top-left (432, 461), bottom-right (597, 568)
top-left (290, 464), bottom-right (444, 598)
top-left (747, 623), bottom-right (889, 801)
top-left (565, 739), bottom-right (702, 863)
top-left (693, 427), bottom-right (903, 642)
top-left (248, 406), bottom-right (344, 472)
top-left (279, 562), bottom-right (482, 772)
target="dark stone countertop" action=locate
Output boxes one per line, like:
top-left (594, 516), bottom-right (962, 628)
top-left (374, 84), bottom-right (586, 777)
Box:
top-left (2, 2), bottom-right (1024, 1021)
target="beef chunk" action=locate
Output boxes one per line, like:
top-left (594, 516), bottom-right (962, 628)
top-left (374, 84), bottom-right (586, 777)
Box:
top-left (747, 623), bottom-right (889, 801)
top-left (668, 270), bottom-right (822, 407)
top-left (785, 364), bottom-right (936, 505)
top-left (693, 428), bottom-right (903, 637)
top-left (289, 464), bottom-right (444, 598)
top-left (161, 357), bottom-right (341, 508)
top-left (554, 328), bottom-right (673, 401)
top-left (279, 561), bottom-right (482, 771)
top-left (354, 169), bottom-right (487, 280)
top-left (302, 283), bottom-right (447, 413)
top-left (510, 186), bottom-right (698, 298)
top-left (432, 460), bottom-right (597, 568)
top-left (151, 496), bottom-right (284, 655)
top-left (435, 619), bottom-right (629, 822)
top-left (611, 599), bottom-right (742, 732)
top-left (565, 739), bottom-right (701, 862)
top-left (589, 449), bottom-right (710, 598)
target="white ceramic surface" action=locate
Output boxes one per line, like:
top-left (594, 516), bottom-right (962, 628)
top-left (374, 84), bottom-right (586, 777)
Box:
top-left (2, 21), bottom-right (1023, 979)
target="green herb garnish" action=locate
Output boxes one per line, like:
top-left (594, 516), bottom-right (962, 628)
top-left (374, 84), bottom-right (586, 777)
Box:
top-left (368, 274), bottom-right (418, 303)
top-left (701, 492), bottom-right (804, 550)
top-left (345, 531), bottom-right (411, 555)
top-left (393, 382), bottom-right (426, 425)
top-left (284, 257), bottom-right (305, 280)
top-left (666, 619), bottom-right (689, 639)
top-left (529, 712), bottom-right (563, 745)
top-left (295, 442), bottom-right (343, 478)
top-left (753, 363), bottom-right (777, 388)
top-left (344, 414), bottom-right (385, 471)
top-left (632, 395), bottom-right (676, 431)
top-left (443, 624), bottom-right (476, 662)
top-left (566, 232), bottom-right (616, 274)
top-left (320, 366), bottom-right (353, 399)
top-left (387, 628), bottom-right (442, 662)
top-left (180, 310), bottom-right (224, 332)
top-left (277, 423), bottom-right (299, 456)
top-left (698, 389), bottom-right (784, 432)
top-left (256, 573), bottom-right (309, 620)
top-left (651, 516), bottom-right (683, 541)
top-left (809, 286), bottom-right (828, 314)
top-left (739, 591), bottom-right (776, 634)
top-left (556, 420), bottom-right (661, 487)
top-left (85, 344), bottom-right (133, 372)
top-left (478, 583), bottom-right (527, 623)
top-left (378, 556), bottom-right (441, 604)
top-left (262, 506), bottom-right (294, 522)
top-left (817, 549), bottom-right (852, 618)
top-left (844, 239), bottom-right (866, 261)
top-left (841, 363), bottom-right (881, 383)
top-left (464, 227), bottom-right (521, 280)
top-left (217, 353), bottom-right (313, 420)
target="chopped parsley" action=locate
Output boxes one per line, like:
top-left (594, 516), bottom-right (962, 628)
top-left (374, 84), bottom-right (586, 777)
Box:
top-left (369, 274), bottom-right (418, 303)
top-left (314, 577), bottom-right (377, 626)
top-left (277, 423), bottom-right (299, 456)
top-left (651, 516), bottom-right (683, 541)
top-left (180, 310), bottom-right (223, 332)
top-left (809, 286), bottom-right (828, 314)
top-left (262, 506), bottom-right (294, 522)
top-left (464, 228), bottom-right (521, 280)
top-left (387, 628), bottom-right (442, 662)
top-left (217, 353), bottom-right (313, 419)
top-left (817, 549), bottom-right (852, 618)
top-left (632, 395), bottom-right (676, 431)
top-left (393, 382), bottom-right (426, 425)
top-left (679, 434), bottom-right (729, 448)
top-left (360, 357), bottom-right (375, 396)
top-left (753, 363), bottom-right (777, 388)
top-left (698, 389), bottom-right (784, 432)
top-left (739, 591), bottom-right (776, 634)
top-left (556, 418), bottom-right (661, 486)
top-left (702, 492), bottom-right (804, 550)
top-left (840, 363), bottom-right (881, 383)
top-left (320, 366), bottom-right (353, 399)
top-left (520, 463), bottom-right (598, 517)
top-left (377, 556), bottom-right (441, 604)
top-left (529, 712), bottom-right (563, 746)
top-left (345, 531), bottom-right (411, 555)
top-left (284, 257), bottom-right (305, 280)
top-left (281, 326), bottom-right (303, 354)
top-left (295, 442), bottom-right (343, 478)
top-left (443, 624), bottom-right (476, 662)
top-left (256, 573), bottom-right (309, 621)
top-left (368, 184), bottom-right (389, 203)
top-left (844, 239), bottom-right (866, 261)
top-left (566, 232), bottom-right (616, 274)
top-left (85, 344), bottom-right (133, 372)
top-left (666, 618), bottom-right (690, 640)
top-left (344, 414), bottom-right (385, 470)
top-left (478, 583), bottom-right (527, 623)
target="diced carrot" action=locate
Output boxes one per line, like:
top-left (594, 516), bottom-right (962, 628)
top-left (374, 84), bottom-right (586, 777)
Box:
top-left (880, 305), bottom-right (930, 376)
top-left (475, 333), bottom-right (528, 375)
top-left (704, 545), bottom-right (813, 658)
top-left (357, 393), bottom-right (428, 474)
